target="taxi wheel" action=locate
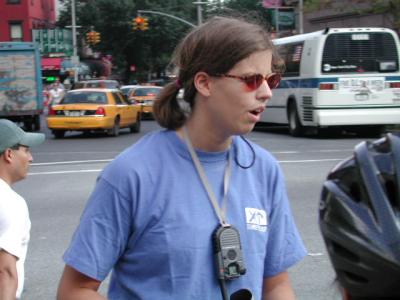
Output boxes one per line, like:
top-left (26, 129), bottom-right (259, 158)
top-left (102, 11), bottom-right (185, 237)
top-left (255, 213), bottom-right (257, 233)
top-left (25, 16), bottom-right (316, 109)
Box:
top-left (130, 114), bottom-right (141, 133)
top-left (108, 117), bottom-right (120, 137)
top-left (53, 130), bottom-right (65, 139)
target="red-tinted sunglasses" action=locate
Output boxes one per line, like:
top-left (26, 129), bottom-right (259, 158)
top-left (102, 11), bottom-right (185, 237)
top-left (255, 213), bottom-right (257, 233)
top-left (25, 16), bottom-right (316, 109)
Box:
top-left (214, 72), bottom-right (281, 91)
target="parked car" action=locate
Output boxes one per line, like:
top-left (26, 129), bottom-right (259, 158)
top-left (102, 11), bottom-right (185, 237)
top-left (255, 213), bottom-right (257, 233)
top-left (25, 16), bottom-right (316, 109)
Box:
top-left (71, 81), bottom-right (87, 89)
top-left (84, 79), bottom-right (120, 89)
top-left (127, 86), bottom-right (163, 119)
top-left (47, 88), bottom-right (141, 138)
top-left (120, 84), bottom-right (141, 98)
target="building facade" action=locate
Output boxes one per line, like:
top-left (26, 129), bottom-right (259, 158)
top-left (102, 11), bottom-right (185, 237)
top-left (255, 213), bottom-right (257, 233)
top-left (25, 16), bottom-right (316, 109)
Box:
top-left (0, 0), bottom-right (56, 42)
top-left (303, 0), bottom-right (395, 33)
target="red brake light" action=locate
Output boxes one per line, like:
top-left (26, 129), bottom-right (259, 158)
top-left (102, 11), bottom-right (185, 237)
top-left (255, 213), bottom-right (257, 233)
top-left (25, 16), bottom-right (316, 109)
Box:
top-left (48, 106), bottom-right (56, 115)
top-left (319, 83), bottom-right (335, 90)
top-left (95, 107), bottom-right (106, 116)
top-left (389, 82), bottom-right (400, 88)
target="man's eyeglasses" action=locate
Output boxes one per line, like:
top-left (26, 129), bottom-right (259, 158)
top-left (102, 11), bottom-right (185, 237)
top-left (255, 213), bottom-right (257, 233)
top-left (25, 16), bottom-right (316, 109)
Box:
top-left (213, 72), bottom-right (281, 91)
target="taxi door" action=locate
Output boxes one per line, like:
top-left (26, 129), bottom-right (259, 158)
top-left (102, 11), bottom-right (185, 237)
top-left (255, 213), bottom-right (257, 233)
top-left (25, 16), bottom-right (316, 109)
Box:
top-left (112, 92), bottom-right (135, 127)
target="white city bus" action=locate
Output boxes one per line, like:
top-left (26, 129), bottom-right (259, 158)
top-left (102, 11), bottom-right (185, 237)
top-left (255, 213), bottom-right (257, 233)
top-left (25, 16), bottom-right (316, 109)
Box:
top-left (260, 27), bottom-right (400, 136)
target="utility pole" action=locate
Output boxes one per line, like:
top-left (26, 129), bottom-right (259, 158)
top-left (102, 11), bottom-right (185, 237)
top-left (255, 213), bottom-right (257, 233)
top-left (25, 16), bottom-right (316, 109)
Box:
top-left (71, 0), bottom-right (79, 82)
top-left (193, 1), bottom-right (207, 26)
top-left (298, 0), bottom-right (304, 34)
top-left (275, 3), bottom-right (279, 38)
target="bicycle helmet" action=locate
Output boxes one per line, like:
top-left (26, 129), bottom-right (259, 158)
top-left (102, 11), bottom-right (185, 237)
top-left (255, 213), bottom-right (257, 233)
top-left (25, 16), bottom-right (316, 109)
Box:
top-left (319, 133), bottom-right (400, 299)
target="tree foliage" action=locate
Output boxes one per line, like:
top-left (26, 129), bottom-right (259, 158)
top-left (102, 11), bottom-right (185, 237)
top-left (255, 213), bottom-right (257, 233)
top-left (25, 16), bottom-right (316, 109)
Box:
top-left (57, 0), bottom-right (277, 82)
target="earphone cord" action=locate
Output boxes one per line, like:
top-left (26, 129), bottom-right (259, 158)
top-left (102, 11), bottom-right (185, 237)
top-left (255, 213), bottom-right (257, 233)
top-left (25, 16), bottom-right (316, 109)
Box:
top-left (234, 136), bottom-right (256, 169)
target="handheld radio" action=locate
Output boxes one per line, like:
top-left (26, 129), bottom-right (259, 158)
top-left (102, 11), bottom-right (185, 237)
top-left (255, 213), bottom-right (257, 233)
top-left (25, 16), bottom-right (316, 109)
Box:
top-left (213, 225), bottom-right (246, 280)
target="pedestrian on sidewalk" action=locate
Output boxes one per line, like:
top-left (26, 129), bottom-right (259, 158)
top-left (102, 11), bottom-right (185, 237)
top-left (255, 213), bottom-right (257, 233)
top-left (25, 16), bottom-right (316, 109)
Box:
top-left (0, 119), bottom-right (45, 299)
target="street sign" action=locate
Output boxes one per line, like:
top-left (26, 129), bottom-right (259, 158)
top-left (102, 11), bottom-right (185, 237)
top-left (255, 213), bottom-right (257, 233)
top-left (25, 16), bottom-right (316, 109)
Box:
top-left (32, 29), bottom-right (73, 56)
top-left (269, 8), bottom-right (295, 29)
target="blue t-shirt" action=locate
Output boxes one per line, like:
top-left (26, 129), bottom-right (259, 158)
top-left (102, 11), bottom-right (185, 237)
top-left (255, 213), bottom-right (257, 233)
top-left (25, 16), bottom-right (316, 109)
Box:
top-left (63, 130), bottom-right (306, 300)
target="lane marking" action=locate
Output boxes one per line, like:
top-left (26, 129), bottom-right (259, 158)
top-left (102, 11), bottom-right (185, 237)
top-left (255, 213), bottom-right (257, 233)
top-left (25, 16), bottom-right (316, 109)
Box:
top-left (28, 158), bottom-right (343, 176)
top-left (273, 149), bottom-right (351, 154)
top-left (308, 252), bottom-right (324, 257)
top-left (29, 169), bottom-right (102, 175)
top-left (31, 159), bottom-right (112, 166)
top-left (280, 158), bottom-right (342, 163)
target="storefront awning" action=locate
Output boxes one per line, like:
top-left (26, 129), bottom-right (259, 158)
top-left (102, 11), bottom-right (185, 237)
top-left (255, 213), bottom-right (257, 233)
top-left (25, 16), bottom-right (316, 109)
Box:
top-left (41, 57), bottom-right (63, 71)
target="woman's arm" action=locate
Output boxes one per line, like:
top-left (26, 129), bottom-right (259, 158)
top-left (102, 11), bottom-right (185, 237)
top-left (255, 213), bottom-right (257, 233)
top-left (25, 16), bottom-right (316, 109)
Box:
top-left (57, 265), bottom-right (106, 300)
top-left (262, 271), bottom-right (296, 300)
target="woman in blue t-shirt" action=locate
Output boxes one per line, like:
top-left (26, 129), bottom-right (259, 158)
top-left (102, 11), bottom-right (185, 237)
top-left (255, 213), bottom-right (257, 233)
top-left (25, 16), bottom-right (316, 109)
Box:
top-left (57, 16), bottom-right (306, 300)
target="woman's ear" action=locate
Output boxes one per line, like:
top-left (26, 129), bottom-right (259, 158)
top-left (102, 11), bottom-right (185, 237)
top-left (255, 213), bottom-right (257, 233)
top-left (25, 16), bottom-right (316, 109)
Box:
top-left (193, 72), bottom-right (212, 97)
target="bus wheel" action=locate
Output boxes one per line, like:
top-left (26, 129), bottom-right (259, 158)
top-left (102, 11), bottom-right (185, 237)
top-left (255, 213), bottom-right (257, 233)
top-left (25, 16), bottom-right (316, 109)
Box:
top-left (288, 103), bottom-right (304, 137)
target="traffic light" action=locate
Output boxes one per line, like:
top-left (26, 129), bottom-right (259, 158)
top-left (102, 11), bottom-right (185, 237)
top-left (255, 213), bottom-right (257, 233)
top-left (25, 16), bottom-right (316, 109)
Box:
top-left (92, 31), bottom-right (101, 44)
top-left (133, 17), bottom-right (144, 31)
top-left (86, 31), bottom-right (100, 45)
top-left (140, 17), bottom-right (149, 31)
top-left (86, 31), bottom-right (94, 44)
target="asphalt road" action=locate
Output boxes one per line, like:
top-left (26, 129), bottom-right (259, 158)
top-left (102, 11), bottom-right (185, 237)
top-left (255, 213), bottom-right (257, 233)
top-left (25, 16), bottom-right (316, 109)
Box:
top-left (14, 119), bottom-right (379, 299)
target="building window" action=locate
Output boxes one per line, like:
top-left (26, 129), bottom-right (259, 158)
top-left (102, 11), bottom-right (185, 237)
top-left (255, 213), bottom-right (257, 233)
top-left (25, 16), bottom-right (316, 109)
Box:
top-left (9, 22), bottom-right (23, 41)
top-left (7, 0), bottom-right (21, 4)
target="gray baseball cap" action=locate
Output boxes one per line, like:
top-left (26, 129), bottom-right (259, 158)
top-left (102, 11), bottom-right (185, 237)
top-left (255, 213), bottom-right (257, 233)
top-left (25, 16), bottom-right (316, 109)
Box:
top-left (0, 119), bottom-right (45, 153)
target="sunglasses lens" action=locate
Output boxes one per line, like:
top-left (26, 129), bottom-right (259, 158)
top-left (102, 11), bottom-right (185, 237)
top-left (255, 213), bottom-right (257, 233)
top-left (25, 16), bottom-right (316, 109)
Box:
top-left (244, 74), bottom-right (263, 91)
top-left (267, 73), bottom-right (281, 89)
top-left (243, 74), bottom-right (281, 91)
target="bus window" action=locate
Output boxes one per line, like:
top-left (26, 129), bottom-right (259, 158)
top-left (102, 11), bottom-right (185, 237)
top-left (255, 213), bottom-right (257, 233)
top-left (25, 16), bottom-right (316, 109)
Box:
top-left (278, 43), bottom-right (303, 77)
top-left (322, 32), bottom-right (399, 73)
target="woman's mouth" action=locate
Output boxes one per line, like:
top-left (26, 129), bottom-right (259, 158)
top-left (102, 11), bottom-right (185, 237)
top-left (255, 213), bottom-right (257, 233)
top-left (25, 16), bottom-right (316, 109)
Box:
top-left (248, 107), bottom-right (265, 122)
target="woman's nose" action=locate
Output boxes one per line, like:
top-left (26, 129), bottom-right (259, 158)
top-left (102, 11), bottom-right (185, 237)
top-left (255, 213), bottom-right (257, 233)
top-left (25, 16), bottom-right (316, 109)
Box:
top-left (256, 80), bottom-right (273, 102)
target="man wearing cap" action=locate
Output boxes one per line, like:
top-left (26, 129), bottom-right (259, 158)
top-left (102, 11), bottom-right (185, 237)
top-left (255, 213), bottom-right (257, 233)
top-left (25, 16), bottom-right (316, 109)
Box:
top-left (0, 119), bottom-right (45, 299)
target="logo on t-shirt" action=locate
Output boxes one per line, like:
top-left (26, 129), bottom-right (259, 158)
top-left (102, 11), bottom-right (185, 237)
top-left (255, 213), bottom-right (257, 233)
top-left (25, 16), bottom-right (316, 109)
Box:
top-left (245, 207), bottom-right (267, 232)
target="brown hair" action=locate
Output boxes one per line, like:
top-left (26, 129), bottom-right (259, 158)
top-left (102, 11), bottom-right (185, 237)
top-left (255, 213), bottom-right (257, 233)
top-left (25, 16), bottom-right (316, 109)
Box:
top-left (153, 16), bottom-right (280, 130)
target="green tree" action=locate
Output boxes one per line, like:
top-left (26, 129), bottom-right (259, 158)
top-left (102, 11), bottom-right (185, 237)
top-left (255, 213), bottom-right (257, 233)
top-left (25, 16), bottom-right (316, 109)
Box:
top-left (58, 0), bottom-right (197, 82)
top-left (58, 0), bottom-right (294, 82)
top-left (207, 0), bottom-right (273, 30)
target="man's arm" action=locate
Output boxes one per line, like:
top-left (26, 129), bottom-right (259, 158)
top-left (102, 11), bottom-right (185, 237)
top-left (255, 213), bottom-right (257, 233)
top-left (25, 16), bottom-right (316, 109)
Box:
top-left (0, 250), bottom-right (18, 300)
top-left (262, 271), bottom-right (296, 300)
top-left (57, 265), bottom-right (106, 300)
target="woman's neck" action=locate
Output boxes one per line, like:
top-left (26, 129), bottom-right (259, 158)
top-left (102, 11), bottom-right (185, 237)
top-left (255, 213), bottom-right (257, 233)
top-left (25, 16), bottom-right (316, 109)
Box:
top-left (177, 121), bottom-right (232, 152)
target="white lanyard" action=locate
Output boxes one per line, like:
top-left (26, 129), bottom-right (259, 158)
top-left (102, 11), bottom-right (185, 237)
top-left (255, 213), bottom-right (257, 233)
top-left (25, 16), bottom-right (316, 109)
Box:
top-left (183, 127), bottom-right (232, 226)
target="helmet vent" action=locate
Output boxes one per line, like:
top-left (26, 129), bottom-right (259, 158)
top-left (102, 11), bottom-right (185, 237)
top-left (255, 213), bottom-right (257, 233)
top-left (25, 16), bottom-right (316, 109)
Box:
top-left (331, 240), bottom-right (360, 262)
top-left (349, 182), bottom-right (362, 203)
top-left (343, 270), bottom-right (368, 284)
top-left (384, 178), bottom-right (398, 210)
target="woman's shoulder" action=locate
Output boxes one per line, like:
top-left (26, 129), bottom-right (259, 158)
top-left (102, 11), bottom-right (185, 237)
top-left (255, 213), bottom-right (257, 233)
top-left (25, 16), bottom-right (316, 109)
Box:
top-left (103, 130), bottom-right (176, 174)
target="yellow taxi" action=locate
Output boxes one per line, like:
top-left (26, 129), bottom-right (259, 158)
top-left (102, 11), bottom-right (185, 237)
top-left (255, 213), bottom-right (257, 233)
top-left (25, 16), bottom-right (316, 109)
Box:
top-left (47, 88), bottom-right (141, 138)
top-left (127, 86), bottom-right (163, 119)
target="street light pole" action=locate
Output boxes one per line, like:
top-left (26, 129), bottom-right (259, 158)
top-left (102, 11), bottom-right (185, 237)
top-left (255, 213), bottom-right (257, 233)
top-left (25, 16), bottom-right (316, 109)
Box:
top-left (193, 1), bottom-right (207, 26)
top-left (71, 0), bottom-right (79, 82)
top-left (298, 0), bottom-right (304, 34)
